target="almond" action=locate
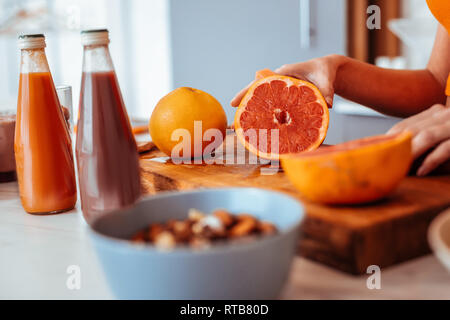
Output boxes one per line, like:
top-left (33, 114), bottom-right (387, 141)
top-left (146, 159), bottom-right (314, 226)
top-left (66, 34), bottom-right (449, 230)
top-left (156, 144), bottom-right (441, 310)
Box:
top-left (229, 216), bottom-right (257, 237)
top-left (213, 209), bottom-right (234, 227)
top-left (258, 221), bottom-right (277, 235)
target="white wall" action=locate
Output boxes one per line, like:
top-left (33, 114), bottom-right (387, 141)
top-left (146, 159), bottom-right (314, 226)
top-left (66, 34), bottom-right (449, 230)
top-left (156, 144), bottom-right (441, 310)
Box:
top-left (169, 0), bottom-right (346, 122)
top-left (126, 0), bottom-right (172, 119)
top-left (50, 0), bottom-right (172, 120)
top-left (1, 0), bottom-right (346, 122)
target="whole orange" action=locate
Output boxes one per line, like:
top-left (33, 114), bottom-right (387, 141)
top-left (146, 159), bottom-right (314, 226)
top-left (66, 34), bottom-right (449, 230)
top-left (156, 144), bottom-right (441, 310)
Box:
top-left (149, 87), bottom-right (227, 159)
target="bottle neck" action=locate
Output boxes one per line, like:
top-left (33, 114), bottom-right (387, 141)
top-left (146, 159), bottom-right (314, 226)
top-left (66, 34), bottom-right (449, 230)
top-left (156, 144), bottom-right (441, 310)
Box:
top-left (20, 48), bottom-right (50, 74)
top-left (82, 44), bottom-right (115, 73)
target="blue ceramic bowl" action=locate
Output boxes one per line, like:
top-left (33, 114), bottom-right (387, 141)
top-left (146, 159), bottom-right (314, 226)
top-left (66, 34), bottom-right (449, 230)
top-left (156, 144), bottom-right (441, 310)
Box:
top-left (90, 188), bottom-right (304, 299)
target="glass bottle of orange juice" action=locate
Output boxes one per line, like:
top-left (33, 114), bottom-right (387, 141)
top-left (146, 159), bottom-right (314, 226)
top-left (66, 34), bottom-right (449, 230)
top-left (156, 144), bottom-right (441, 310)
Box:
top-left (15, 34), bottom-right (77, 214)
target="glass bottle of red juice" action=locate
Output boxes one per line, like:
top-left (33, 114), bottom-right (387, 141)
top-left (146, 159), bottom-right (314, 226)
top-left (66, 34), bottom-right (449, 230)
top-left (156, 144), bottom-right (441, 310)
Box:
top-left (76, 29), bottom-right (141, 224)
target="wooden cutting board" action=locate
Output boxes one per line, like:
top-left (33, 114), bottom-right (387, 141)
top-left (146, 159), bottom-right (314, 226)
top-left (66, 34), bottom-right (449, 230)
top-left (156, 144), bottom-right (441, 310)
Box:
top-left (139, 134), bottom-right (450, 275)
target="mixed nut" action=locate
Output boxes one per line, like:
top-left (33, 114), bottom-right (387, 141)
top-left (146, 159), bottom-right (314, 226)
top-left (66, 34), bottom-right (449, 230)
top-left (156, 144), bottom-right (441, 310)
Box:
top-left (131, 209), bottom-right (278, 250)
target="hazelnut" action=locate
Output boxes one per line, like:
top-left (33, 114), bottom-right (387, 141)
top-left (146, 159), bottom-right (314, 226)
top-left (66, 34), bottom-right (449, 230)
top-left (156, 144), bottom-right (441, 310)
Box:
top-left (188, 208), bottom-right (206, 221)
top-left (192, 221), bottom-right (204, 235)
top-left (131, 230), bottom-right (146, 243)
top-left (154, 231), bottom-right (176, 250)
top-left (148, 224), bottom-right (164, 241)
top-left (166, 219), bottom-right (178, 231)
top-left (172, 221), bottom-right (191, 242)
top-left (130, 209), bottom-right (278, 250)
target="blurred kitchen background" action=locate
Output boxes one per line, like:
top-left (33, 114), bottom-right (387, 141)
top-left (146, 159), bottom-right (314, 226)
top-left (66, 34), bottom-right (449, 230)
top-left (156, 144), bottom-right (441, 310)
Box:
top-left (0, 0), bottom-right (437, 144)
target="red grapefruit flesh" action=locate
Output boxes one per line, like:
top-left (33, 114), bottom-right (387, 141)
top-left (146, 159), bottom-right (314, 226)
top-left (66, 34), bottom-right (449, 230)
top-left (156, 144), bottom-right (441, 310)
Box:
top-left (234, 74), bottom-right (329, 160)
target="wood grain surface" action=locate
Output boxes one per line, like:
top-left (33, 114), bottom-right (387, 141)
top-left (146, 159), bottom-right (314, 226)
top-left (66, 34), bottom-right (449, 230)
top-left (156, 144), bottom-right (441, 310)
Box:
top-left (139, 134), bottom-right (450, 274)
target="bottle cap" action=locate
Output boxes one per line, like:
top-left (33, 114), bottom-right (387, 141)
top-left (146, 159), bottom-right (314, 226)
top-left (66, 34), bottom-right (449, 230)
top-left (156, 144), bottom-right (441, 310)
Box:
top-left (18, 34), bottom-right (46, 50)
top-left (81, 29), bottom-right (110, 46)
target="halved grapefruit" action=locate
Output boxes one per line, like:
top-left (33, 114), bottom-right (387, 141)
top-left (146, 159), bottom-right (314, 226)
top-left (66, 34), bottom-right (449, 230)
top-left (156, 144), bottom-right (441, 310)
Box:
top-left (281, 132), bottom-right (413, 205)
top-left (234, 70), bottom-right (329, 160)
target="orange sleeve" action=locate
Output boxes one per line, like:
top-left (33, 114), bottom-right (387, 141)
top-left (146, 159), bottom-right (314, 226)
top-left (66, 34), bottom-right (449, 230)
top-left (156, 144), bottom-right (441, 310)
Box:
top-left (447, 74), bottom-right (450, 96)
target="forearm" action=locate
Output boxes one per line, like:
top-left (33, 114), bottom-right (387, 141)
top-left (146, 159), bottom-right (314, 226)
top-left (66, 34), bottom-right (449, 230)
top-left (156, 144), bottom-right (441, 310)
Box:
top-left (332, 55), bottom-right (446, 118)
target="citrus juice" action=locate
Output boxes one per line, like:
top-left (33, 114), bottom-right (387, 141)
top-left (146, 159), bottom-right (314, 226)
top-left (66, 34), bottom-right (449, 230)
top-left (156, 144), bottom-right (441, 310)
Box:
top-left (15, 71), bottom-right (77, 213)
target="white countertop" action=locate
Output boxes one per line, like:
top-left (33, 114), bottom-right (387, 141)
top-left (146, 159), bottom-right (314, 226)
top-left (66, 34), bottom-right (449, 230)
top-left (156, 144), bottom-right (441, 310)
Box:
top-left (333, 98), bottom-right (391, 118)
top-left (1, 181), bottom-right (449, 300)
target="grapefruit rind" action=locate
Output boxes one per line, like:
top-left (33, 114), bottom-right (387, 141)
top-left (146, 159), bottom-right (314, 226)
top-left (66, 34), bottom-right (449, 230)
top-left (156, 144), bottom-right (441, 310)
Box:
top-left (281, 131), bottom-right (413, 205)
top-left (234, 75), bottom-right (329, 160)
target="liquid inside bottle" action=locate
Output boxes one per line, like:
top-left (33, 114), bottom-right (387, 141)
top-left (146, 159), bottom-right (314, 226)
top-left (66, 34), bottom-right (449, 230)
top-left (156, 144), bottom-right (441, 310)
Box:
top-left (15, 34), bottom-right (77, 214)
top-left (76, 29), bottom-right (141, 224)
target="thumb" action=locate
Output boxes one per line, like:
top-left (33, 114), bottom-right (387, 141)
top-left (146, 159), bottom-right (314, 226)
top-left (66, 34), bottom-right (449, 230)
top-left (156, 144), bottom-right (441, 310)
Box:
top-left (308, 82), bottom-right (334, 108)
top-left (321, 89), bottom-right (334, 108)
top-left (325, 96), bottom-right (333, 108)
top-left (308, 74), bottom-right (335, 108)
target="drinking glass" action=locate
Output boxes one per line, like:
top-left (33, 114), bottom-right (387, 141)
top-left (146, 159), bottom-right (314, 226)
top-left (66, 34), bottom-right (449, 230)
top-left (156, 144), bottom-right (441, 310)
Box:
top-left (56, 85), bottom-right (73, 128)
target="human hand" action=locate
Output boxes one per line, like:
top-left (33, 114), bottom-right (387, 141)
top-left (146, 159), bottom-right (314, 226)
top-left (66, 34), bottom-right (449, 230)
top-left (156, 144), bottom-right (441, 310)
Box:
top-left (230, 54), bottom-right (342, 108)
top-left (387, 104), bottom-right (450, 176)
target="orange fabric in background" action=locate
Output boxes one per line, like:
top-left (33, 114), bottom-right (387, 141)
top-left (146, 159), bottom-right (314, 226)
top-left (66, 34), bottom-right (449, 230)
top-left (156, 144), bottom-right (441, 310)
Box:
top-left (426, 0), bottom-right (450, 96)
top-left (427, 0), bottom-right (450, 34)
top-left (447, 74), bottom-right (450, 96)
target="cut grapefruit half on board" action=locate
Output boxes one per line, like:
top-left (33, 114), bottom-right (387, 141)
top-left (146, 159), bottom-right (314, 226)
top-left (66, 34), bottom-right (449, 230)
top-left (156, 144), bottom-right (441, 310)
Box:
top-left (281, 132), bottom-right (413, 205)
top-left (234, 71), bottom-right (329, 160)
